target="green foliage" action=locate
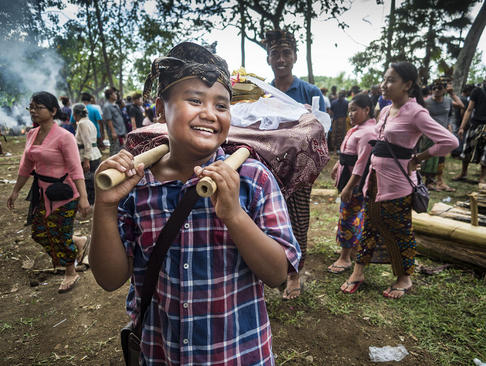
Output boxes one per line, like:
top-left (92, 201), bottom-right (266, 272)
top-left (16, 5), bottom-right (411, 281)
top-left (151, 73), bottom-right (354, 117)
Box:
top-left (302, 72), bottom-right (362, 91)
top-left (467, 50), bottom-right (486, 86)
top-left (350, 0), bottom-right (477, 86)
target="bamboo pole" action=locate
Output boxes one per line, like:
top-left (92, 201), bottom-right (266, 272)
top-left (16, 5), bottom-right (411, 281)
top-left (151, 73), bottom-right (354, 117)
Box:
top-left (412, 212), bottom-right (486, 248)
top-left (96, 144), bottom-right (169, 190)
top-left (196, 147), bottom-right (250, 197)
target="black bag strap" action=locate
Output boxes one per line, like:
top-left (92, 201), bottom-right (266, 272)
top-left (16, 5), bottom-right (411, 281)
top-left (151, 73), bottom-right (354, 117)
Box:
top-left (383, 138), bottom-right (417, 189)
top-left (135, 185), bottom-right (200, 334)
top-left (378, 111), bottom-right (417, 189)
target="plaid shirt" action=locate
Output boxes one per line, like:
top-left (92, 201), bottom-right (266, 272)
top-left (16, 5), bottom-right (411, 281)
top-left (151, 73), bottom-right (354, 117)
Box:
top-left (118, 147), bottom-right (300, 365)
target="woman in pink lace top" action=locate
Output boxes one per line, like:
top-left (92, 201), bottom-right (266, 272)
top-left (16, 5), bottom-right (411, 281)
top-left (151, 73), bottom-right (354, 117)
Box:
top-left (7, 92), bottom-right (91, 293)
top-left (340, 62), bottom-right (458, 298)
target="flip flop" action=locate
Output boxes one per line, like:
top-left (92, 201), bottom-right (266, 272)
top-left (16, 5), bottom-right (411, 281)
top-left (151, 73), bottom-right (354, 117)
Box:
top-left (451, 176), bottom-right (467, 182)
top-left (383, 285), bottom-right (412, 299)
top-left (58, 275), bottom-right (80, 294)
top-left (75, 236), bottom-right (90, 266)
top-left (341, 280), bottom-right (364, 294)
top-left (282, 280), bottom-right (304, 300)
top-left (328, 263), bottom-right (352, 274)
top-left (437, 184), bottom-right (456, 192)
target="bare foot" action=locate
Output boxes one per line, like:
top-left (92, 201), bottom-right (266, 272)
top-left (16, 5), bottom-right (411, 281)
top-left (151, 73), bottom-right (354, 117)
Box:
top-left (282, 273), bottom-right (301, 299)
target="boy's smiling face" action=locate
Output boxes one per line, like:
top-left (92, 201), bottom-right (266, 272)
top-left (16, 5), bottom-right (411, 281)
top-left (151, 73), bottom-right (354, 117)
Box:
top-left (157, 78), bottom-right (231, 160)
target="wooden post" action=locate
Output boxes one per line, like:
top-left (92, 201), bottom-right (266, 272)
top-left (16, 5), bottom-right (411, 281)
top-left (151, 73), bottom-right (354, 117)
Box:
top-left (470, 192), bottom-right (479, 226)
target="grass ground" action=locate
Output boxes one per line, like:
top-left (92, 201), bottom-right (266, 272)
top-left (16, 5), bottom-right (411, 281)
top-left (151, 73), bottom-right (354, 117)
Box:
top-left (0, 137), bottom-right (485, 365)
top-left (267, 155), bottom-right (486, 365)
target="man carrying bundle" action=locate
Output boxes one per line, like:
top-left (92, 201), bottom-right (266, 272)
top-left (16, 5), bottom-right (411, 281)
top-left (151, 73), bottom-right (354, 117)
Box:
top-left (264, 29), bottom-right (326, 299)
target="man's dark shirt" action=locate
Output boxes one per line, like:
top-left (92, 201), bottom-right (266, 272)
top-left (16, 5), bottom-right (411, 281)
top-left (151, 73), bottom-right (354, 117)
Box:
top-left (129, 104), bottom-right (145, 129)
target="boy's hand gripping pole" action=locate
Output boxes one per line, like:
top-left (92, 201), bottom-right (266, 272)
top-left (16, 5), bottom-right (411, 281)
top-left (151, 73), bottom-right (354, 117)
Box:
top-left (196, 147), bottom-right (251, 197)
top-left (95, 144), bottom-right (170, 190)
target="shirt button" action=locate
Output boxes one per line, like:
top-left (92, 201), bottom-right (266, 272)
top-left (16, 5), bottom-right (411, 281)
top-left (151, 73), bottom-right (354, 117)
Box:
top-left (184, 223), bottom-right (190, 229)
top-left (183, 302), bottom-right (189, 309)
top-left (183, 339), bottom-right (189, 345)
top-left (183, 263), bottom-right (189, 269)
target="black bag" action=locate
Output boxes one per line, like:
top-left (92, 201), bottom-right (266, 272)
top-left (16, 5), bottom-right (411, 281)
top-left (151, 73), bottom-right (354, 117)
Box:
top-left (45, 173), bottom-right (74, 201)
top-left (120, 321), bottom-right (142, 366)
top-left (384, 138), bottom-right (430, 213)
top-left (120, 186), bottom-right (199, 366)
top-left (410, 171), bottom-right (429, 213)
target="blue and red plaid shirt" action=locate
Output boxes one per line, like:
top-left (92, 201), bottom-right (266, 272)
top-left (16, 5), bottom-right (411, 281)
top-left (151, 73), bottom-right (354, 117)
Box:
top-left (118, 147), bottom-right (300, 365)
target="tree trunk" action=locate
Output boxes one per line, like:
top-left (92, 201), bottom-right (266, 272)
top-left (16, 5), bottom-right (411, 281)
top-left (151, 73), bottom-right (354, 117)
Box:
top-left (453, 1), bottom-right (486, 93)
top-left (117, 0), bottom-right (124, 96)
top-left (85, 2), bottom-right (99, 95)
top-left (421, 16), bottom-right (435, 85)
top-left (385, 0), bottom-right (396, 72)
top-left (305, 0), bottom-right (314, 84)
top-left (240, 0), bottom-right (246, 67)
top-left (93, 0), bottom-right (114, 87)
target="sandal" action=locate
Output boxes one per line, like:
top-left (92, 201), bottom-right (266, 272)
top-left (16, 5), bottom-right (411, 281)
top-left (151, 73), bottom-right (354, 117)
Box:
top-left (341, 280), bottom-right (364, 294)
top-left (282, 279), bottom-right (304, 300)
top-left (328, 263), bottom-right (352, 274)
top-left (451, 175), bottom-right (467, 182)
top-left (383, 285), bottom-right (412, 299)
top-left (436, 183), bottom-right (456, 192)
top-left (58, 275), bottom-right (80, 294)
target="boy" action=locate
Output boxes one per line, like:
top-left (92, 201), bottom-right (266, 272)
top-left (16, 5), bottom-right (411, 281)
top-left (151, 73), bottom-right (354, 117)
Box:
top-left (90, 42), bottom-right (300, 365)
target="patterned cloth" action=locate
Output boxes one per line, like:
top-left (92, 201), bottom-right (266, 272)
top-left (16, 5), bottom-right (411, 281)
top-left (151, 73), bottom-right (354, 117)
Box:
top-left (124, 114), bottom-right (329, 199)
top-left (336, 187), bottom-right (364, 249)
top-left (263, 30), bottom-right (297, 51)
top-left (118, 147), bottom-right (300, 365)
top-left (329, 117), bottom-right (347, 152)
top-left (31, 198), bottom-right (79, 267)
top-left (286, 185), bottom-right (311, 270)
top-left (356, 171), bottom-right (416, 276)
top-left (143, 42), bottom-right (232, 101)
top-left (460, 122), bottom-right (486, 165)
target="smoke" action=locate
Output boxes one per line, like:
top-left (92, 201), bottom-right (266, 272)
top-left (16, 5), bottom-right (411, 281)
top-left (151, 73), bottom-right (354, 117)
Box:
top-left (0, 40), bottom-right (65, 127)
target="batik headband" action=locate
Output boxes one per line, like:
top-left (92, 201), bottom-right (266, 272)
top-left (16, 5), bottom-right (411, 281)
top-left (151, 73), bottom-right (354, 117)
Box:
top-left (263, 30), bottom-right (297, 52)
top-left (143, 42), bottom-right (232, 101)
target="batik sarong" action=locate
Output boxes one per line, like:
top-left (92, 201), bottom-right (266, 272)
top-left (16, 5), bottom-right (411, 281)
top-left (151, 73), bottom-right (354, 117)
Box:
top-left (460, 122), bottom-right (486, 165)
top-left (356, 171), bottom-right (416, 276)
top-left (31, 198), bottom-right (79, 267)
top-left (286, 185), bottom-right (311, 270)
top-left (336, 186), bottom-right (364, 249)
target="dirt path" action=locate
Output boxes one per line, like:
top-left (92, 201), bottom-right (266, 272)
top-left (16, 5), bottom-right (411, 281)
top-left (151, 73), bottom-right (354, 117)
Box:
top-left (0, 137), bottom-right (434, 365)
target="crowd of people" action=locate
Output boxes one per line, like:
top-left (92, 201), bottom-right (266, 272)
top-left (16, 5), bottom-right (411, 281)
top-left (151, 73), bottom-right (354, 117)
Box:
top-left (4, 27), bottom-right (486, 365)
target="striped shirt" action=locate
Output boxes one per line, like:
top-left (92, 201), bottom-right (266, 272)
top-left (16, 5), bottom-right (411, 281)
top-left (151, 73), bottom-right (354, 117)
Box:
top-left (118, 147), bottom-right (300, 365)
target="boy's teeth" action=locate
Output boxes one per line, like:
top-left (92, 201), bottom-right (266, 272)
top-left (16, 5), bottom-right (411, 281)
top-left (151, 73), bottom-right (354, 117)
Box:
top-left (193, 126), bottom-right (214, 133)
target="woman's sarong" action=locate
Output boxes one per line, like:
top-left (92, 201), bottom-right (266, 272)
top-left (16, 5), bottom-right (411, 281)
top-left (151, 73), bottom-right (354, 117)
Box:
top-left (461, 122), bottom-right (486, 165)
top-left (356, 171), bottom-right (416, 276)
top-left (31, 198), bottom-right (79, 267)
top-left (336, 186), bottom-right (364, 249)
